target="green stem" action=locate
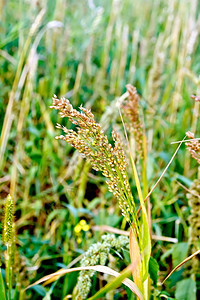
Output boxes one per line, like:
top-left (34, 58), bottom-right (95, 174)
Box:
top-left (6, 244), bottom-right (12, 300)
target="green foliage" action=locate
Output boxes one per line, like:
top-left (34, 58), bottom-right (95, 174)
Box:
top-left (175, 278), bottom-right (196, 300)
top-left (0, 269), bottom-right (7, 300)
top-left (0, 0), bottom-right (200, 299)
top-left (149, 257), bottom-right (159, 287)
top-left (172, 243), bottom-right (189, 268)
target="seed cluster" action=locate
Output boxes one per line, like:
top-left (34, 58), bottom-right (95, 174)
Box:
top-left (3, 194), bottom-right (14, 245)
top-left (185, 131), bottom-right (200, 164)
top-left (191, 95), bottom-right (200, 102)
top-left (76, 234), bottom-right (129, 299)
top-left (186, 179), bottom-right (200, 275)
top-left (51, 96), bottom-right (137, 224)
top-left (122, 84), bottom-right (144, 158)
top-left (3, 194), bottom-right (16, 290)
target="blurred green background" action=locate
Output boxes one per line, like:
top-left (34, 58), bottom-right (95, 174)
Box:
top-left (0, 0), bottom-right (200, 299)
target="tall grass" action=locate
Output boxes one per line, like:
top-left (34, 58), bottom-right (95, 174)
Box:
top-left (0, 0), bottom-right (200, 299)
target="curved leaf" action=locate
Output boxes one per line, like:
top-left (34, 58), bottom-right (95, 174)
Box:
top-left (26, 265), bottom-right (143, 299)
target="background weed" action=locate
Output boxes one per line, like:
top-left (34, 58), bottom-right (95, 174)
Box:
top-left (0, 0), bottom-right (200, 299)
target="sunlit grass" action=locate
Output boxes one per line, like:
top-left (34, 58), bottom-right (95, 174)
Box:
top-left (0, 0), bottom-right (200, 299)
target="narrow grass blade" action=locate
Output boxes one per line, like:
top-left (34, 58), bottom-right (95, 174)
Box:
top-left (161, 249), bottom-right (200, 284)
top-left (43, 255), bottom-right (83, 286)
top-left (171, 138), bottom-right (200, 144)
top-left (137, 136), bottom-right (186, 215)
top-left (0, 268), bottom-right (7, 300)
top-left (141, 213), bottom-right (151, 281)
top-left (26, 265), bottom-right (143, 299)
top-left (88, 264), bottom-right (144, 300)
top-left (92, 225), bottom-right (178, 242)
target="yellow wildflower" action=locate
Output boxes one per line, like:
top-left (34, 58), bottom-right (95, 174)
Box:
top-left (79, 220), bottom-right (86, 226)
top-left (77, 237), bottom-right (82, 244)
top-left (82, 224), bottom-right (90, 232)
top-left (74, 224), bottom-right (82, 234)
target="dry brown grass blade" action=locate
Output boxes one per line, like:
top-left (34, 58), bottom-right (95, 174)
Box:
top-left (43, 254), bottom-right (83, 286)
top-left (92, 225), bottom-right (178, 243)
top-left (26, 264), bottom-right (143, 299)
top-left (171, 138), bottom-right (200, 144)
top-left (92, 225), bottom-right (129, 236)
top-left (88, 264), bottom-right (143, 300)
top-left (129, 227), bottom-right (143, 295)
top-left (137, 137), bottom-right (185, 215)
top-left (161, 249), bottom-right (200, 285)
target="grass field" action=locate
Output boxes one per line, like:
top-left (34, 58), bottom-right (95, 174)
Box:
top-left (0, 0), bottom-right (200, 299)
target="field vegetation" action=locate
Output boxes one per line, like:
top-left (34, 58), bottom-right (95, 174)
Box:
top-left (0, 0), bottom-right (200, 299)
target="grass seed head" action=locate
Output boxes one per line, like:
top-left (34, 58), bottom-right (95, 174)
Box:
top-left (76, 234), bottom-right (129, 299)
top-left (123, 84), bottom-right (144, 158)
top-left (3, 194), bottom-right (14, 245)
top-left (51, 96), bottom-right (136, 224)
top-left (186, 179), bottom-right (200, 275)
top-left (185, 131), bottom-right (200, 164)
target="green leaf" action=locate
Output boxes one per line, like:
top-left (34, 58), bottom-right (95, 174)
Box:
top-left (141, 212), bottom-right (151, 281)
top-left (122, 249), bottom-right (131, 263)
top-left (31, 285), bottom-right (47, 297)
top-left (175, 278), bottom-right (196, 300)
top-left (176, 175), bottom-right (192, 187)
top-left (149, 257), bottom-right (159, 286)
top-left (172, 243), bottom-right (189, 268)
top-left (0, 268), bottom-right (7, 300)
